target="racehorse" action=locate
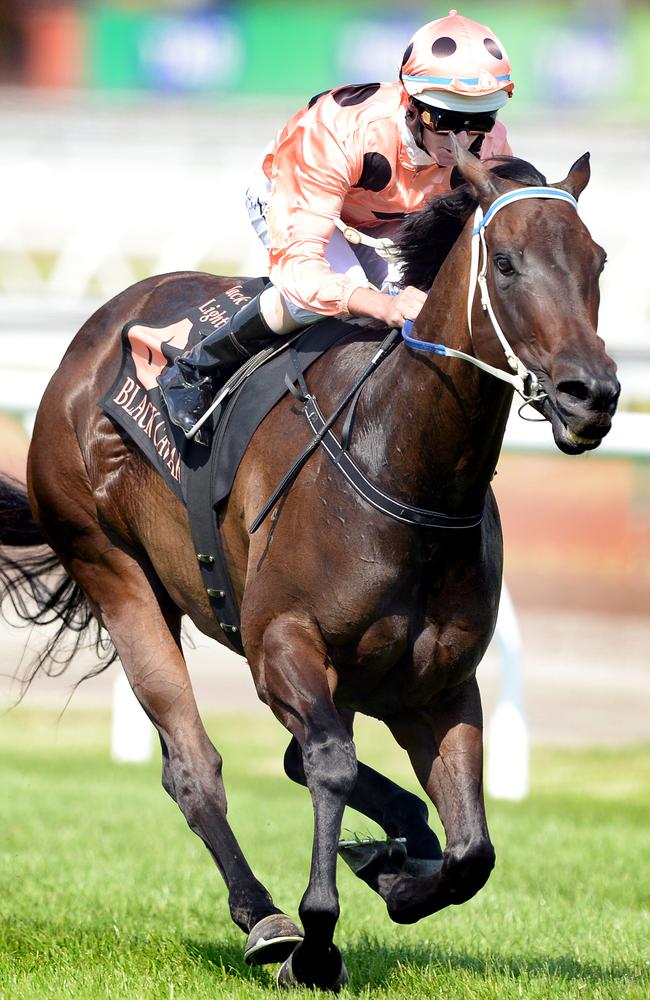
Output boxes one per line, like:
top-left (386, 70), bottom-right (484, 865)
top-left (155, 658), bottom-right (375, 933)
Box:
top-left (0, 143), bottom-right (619, 991)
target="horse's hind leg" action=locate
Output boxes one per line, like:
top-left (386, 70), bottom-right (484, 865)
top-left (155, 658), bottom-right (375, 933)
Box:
top-left (29, 478), bottom-right (300, 960)
top-left (382, 676), bottom-right (496, 924)
top-left (257, 614), bottom-right (357, 991)
top-left (87, 559), bottom-right (303, 958)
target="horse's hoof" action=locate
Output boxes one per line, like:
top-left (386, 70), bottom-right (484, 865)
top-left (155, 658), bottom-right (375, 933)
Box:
top-left (276, 945), bottom-right (349, 992)
top-left (385, 868), bottom-right (446, 925)
top-left (403, 857), bottom-right (443, 877)
top-left (244, 913), bottom-right (304, 966)
top-left (338, 836), bottom-right (407, 879)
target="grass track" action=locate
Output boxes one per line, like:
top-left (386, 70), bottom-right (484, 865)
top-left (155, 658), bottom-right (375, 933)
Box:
top-left (1, 709), bottom-right (648, 999)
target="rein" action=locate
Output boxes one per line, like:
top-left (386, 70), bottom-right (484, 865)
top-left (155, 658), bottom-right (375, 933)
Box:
top-left (401, 186), bottom-right (579, 400)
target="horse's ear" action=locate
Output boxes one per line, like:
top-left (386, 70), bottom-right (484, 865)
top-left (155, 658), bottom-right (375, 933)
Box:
top-left (553, 152), bottom-right (591, 200)
top-left (450, 133), bottom-right (500, 204)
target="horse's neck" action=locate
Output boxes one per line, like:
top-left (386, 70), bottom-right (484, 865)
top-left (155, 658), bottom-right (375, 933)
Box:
top-left (365, 232), bottom-right (513, 513)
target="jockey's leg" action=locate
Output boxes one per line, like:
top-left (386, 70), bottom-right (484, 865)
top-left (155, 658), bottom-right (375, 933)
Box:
top-left (157, 291), bottom-right (278, 439)
top-left (157, 283), bottom-right (311, 443)
top-left (158, 212), bottom-right (379, 441)
top-left (258, 284), bottom-right (305, 333)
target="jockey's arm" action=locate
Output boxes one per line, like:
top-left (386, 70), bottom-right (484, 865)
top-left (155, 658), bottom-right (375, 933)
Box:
top-left (266, 123), bottom-right (424, 327)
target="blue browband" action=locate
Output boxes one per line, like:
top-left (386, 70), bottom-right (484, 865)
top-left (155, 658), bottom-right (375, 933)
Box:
top-left (473, 187), bottom-right (578, 234)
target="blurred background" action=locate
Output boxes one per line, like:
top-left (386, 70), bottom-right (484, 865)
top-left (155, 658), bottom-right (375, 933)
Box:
top-left (0, 0), bottom-right (648, 749)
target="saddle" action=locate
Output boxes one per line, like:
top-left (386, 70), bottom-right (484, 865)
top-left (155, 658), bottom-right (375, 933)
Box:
top-left (102, 278), bottom-right (350, 654)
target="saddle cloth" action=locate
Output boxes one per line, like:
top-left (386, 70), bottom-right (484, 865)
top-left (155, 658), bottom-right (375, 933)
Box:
top-left (102, 278), bottom-right (350, 654)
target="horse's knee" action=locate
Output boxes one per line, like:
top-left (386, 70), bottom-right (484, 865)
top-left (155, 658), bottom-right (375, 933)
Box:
top-left (444, 837), bottom-right (495, 902)
top-left (302, 736), bottom-right (357, 799)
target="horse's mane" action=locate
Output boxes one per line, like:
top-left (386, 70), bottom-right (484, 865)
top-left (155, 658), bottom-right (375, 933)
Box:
top-left (396, 156), bottom-right (547, 291)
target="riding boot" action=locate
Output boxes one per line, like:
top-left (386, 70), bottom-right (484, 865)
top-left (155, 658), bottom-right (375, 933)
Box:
top-left (158, 292), bottom-right (274, 440)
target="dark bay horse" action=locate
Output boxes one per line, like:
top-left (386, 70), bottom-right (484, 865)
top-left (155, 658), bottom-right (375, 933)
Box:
top-left (0, 145), bottom-right (619, 990)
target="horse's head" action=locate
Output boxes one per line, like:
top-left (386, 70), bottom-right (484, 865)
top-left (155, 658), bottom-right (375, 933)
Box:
top-left (453, 141), bottom-right (620, 454)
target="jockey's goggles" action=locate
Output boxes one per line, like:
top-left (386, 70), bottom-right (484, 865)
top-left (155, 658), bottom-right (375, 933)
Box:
top-left (416, 104), bottom-right (498, 136)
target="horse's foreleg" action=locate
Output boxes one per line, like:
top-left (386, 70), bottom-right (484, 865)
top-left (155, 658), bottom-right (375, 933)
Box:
top-left (259, 615), bottom-right (357, 991)
top-left (382, 676), bottom-right (495, 924)
top-left (284, 734), bottom-right (443, 882)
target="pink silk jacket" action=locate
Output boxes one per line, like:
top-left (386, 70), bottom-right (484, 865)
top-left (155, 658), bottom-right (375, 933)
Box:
top-left (261, 81), bottom-right (511, 317)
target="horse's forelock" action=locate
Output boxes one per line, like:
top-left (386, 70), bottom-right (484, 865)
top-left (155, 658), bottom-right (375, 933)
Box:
top-left (396, 156), bottom-right (548, 291)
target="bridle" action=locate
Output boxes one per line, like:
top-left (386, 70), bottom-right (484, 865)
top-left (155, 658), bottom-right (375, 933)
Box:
top-left (401, 186), bottom-right (579, 401)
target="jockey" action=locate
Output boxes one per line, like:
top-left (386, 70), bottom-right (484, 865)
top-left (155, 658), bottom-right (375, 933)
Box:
top-left (159, 9), bottom-right (514, 439)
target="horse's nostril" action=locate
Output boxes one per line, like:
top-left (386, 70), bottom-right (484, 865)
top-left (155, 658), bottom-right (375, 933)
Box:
top-left (557, 380), bottom-right (590, 403)
top-left (608, 379), bottom-right (622, 415)
top-left (556, 376), bottom-right (619, 416)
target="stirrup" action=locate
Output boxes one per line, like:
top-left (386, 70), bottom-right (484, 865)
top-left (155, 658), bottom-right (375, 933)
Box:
top-left (184, 381), bottom-right (232, 443)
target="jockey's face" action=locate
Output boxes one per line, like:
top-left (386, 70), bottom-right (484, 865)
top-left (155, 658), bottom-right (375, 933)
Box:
top-left (405, 98), bottom-right (479, 167)
top-left (417, 103), bottom-right (498, 136)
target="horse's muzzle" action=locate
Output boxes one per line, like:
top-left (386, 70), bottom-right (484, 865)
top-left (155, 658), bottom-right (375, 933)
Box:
top-left (547, 366), bottom-right (621, 454)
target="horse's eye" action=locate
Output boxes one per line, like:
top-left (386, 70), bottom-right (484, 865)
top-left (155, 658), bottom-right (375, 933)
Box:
top-left (494, 255), bottom-right (515, 276)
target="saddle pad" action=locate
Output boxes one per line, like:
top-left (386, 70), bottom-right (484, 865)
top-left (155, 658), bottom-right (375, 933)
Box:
top-left (102, 279), bottom-right (352, 654)
top-left (103, 277), bottom-right (268, 501)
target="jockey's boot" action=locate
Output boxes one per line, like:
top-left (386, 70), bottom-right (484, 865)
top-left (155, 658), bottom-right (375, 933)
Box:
top-left (157, 292), bottom-right (273, 441)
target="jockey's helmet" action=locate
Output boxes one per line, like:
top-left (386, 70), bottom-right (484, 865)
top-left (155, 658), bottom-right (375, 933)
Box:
top-left (400, 9), bottom-right (514, 114)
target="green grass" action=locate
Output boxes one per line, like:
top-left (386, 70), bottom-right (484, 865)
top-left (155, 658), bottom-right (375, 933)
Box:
top-left (1, 709), bottom-right (648, 999)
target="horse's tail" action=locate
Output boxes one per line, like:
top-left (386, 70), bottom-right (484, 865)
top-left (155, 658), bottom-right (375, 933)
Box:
top-left (0, 474), bottom-right (42, 548)
top-left (0, 475), bottom-right (117, 694)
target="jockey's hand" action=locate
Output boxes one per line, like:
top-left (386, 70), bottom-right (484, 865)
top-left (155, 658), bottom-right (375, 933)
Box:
top-left (347, 285), bottom-right (427, 328)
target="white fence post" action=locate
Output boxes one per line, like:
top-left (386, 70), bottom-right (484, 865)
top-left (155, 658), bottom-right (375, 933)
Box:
top-left (486, 581), bottom-right (529, 801)
top-left (110, 671), bottom-right (154, 764)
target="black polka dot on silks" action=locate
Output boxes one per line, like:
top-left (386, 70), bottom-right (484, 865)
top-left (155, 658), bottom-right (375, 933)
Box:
top-left (332, 83), bottom-right (381, 107)
top-left (484, 37), bottom-right (503, 59)
top-left (431, 36), bottom-right (457, 58)
top-left (308, 89), bottom-right (331, 108)
top-left (354, 152), bottom-right (392, 192)
top-left (401, 43), bottom-right (413, 66)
